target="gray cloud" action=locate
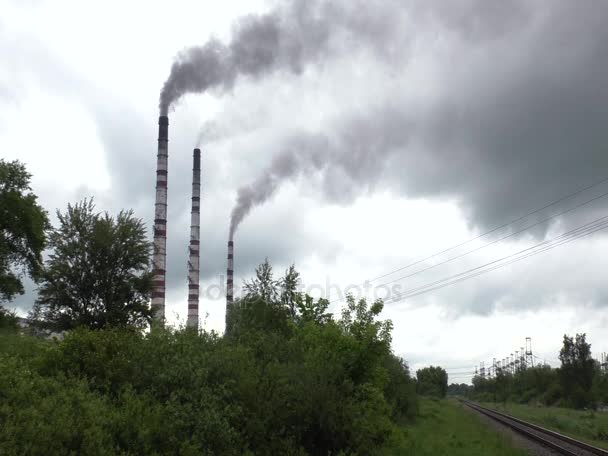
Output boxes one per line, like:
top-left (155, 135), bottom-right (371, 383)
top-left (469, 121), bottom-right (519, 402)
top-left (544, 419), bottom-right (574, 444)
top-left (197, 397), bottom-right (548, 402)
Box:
top-left (229, 104), bottom-right (413, 237)
top-left (413, 0), bottom-right (532, 42)
top-left (4, 0), bottom-right (608, 323)
top-left (407, 1), bottom-right (608, 231)
top-left (228, 0), bottom-right (608, 241)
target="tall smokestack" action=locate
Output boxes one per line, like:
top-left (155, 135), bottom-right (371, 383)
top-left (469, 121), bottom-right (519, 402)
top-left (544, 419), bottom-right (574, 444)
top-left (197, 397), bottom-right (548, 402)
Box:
top-left (187, 149), bottom-right (201, 329)
top-left (152, 116), bottom-right (169, 323)
top-left (226, 240), bottom-right (234, 326)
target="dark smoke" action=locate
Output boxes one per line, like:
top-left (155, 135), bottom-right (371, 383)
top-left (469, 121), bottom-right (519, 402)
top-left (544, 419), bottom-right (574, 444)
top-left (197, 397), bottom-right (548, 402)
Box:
top-left (160, 3), bottom-right (325, 115)
top-left (228, 134), bottom-right (327, 240)
top-left (229, 107), bottom-right (412, 239)
top-left (228, 0), bottom-right (608, 240)
top-left (159, 0), bottom-right (408, 115)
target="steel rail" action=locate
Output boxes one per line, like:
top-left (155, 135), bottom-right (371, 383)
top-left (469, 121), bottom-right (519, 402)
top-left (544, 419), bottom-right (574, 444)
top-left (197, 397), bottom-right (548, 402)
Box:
top-left (462, 401), bottom-right (608, 456)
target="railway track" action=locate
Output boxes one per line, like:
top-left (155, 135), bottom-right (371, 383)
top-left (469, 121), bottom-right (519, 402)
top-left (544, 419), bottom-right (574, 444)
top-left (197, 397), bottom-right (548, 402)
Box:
top-left (462, 401), bottom-right (608, 456)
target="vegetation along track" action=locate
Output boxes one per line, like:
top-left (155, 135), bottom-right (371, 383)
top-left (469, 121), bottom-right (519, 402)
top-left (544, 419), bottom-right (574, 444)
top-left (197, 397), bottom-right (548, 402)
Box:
top-left (462, 401), bottom-right (608, 456)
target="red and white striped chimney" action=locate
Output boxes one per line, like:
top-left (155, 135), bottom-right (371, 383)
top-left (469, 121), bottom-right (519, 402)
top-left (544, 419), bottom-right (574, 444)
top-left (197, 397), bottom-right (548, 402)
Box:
top-left (187, 148), bottom-right (201, 329)
top-left (226, 240), bottom-right (234, 323)
top-left (152, 116), bottom-right (169, 323)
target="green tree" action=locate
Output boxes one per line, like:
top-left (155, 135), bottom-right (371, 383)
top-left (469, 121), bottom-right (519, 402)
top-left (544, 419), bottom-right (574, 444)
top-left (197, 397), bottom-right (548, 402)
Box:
top-left (296, 294), bottom-right (332, 325)
top-left (384, 354), bottom-right (418, 423)
top-left (1, 259), bottom-right (421, 455)
top-left (243, 257), bottom-right (278, 303)
top-left (339, 294), bottom-right (392, 345)
top-left (0, 159), bottom-right (49, 302)
top-left (416, 366), bottom-right (448, 398)
top-left (30, 199), bottom-right (152, 331)
top-left (279, 264), bottom-right (300, 318)
top-left (0, 307), bottom-right (19, 331)
top-left (447, 382), bottom-right (473, 397)
top-left (559, 333), bottom-right (595, 408)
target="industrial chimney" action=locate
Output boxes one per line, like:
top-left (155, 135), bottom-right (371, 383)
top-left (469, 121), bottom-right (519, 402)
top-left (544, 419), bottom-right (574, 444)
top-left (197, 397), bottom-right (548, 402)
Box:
top-left (152, 116), bottom-right (169, 323)
top-left (187, 148), bottom-right (201, 329)
top-left (226, 240), bottom-right (234, 327)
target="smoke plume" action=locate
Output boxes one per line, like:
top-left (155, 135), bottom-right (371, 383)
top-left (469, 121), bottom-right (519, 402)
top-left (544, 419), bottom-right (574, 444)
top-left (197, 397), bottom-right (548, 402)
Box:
top-left (229, 134), bottom-right (327, 240)
top-left (159, 2), bottom-right (326, 115)
top-left (228, 106), bottom-right (412, 239)
top-left (228, 0), bottom-right (608, 240)
top-left (159, 0), bottom-right (407, 115)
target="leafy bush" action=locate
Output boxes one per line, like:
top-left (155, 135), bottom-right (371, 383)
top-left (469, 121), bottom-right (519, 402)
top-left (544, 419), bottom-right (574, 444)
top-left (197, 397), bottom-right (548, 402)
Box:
top-left (0, 262), bottom-right (419, 455)
top-left (469, 333), bottom-right (608, 409)
top-left (416, 366), bottom-right (448, 398)
top-left (0, 307), bottom-right (19, 331)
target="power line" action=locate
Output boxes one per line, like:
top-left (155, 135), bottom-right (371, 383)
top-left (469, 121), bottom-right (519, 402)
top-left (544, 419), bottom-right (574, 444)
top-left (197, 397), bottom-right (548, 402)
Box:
top-left (329, 176), bottom-right (608, 304)
top-left (370, 189), bottom-right (608, 293)
top-left (382, 215), bottom-right (608, 305)
top-left (397, 218), bottom-right (608, 302)
top-left (384, 216), bottom-right (608, 304)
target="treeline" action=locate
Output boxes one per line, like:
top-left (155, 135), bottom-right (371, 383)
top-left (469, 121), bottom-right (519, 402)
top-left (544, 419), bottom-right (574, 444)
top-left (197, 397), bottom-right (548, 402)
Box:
top-left (0, 265), bottom-right (418, 455)
top-left (469, 334), bottom-right (608, 409)
top-left (447, 383), bottom-right (472, 397)
top-left (416, 366), bottom-right (448, 398)
top-left (0, 159), bottom-right (420, 455)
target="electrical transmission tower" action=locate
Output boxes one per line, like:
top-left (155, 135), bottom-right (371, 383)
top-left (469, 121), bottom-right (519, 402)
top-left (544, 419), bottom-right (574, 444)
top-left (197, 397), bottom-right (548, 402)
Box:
top-left (478, 338), bottom-right (539, 381)
top-left (525, 337), bottom-right (534, 368)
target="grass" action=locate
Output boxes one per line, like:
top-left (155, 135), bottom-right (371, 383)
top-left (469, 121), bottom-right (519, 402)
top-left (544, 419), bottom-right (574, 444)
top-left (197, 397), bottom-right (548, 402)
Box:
top-left (385, 398), bottom-right (529, 455)
top-left (481, 402), bottom-right (608, 450)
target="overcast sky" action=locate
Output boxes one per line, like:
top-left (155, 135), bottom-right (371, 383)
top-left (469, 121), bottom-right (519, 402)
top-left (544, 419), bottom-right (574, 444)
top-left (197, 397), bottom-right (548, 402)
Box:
top-left (2, 0), bottom-right (608, 382)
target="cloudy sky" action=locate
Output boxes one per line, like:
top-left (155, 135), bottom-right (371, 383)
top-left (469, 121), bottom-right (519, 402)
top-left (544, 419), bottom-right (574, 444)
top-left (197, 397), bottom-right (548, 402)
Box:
top-left (2, 0), bottom-right (608, 382)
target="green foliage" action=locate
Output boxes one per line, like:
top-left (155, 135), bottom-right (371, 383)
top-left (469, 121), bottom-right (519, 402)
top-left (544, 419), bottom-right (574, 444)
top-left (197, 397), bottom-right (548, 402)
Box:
top-left (30, 199), bottom-right (153, 331)
top-left (559, 333), bottom-right (595, 408)
top-left (482, 402), bottom-right (608, 450)
top-left (243, 257), bottom-right (279, 303)
top-left (384, 355), bottom-right (419, 423)
top-left (0, 260), bottom-right (419, 455)
top-left (0, 159), bottom-right (49, 302)
top-left (470, 333), bottom-right (608, 411)
top-left (0, 307), bottom-right (19, 331)
top-left (296, 294), bottom-right (332, 325)
top-left (416, 366), bottom-right (448, 398)
top-left (471, 364), bottom-right (561, 406)
top-left (593, 366), bottom-right (608, 405)
top-left (0, 354), bottom-right (117, 455)
top-left (280, 264), bottom-right (300, 318)
top-left (386, 398), bottom-right (529, 455)
top-left (447, 383), bottom-right (473, 397)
